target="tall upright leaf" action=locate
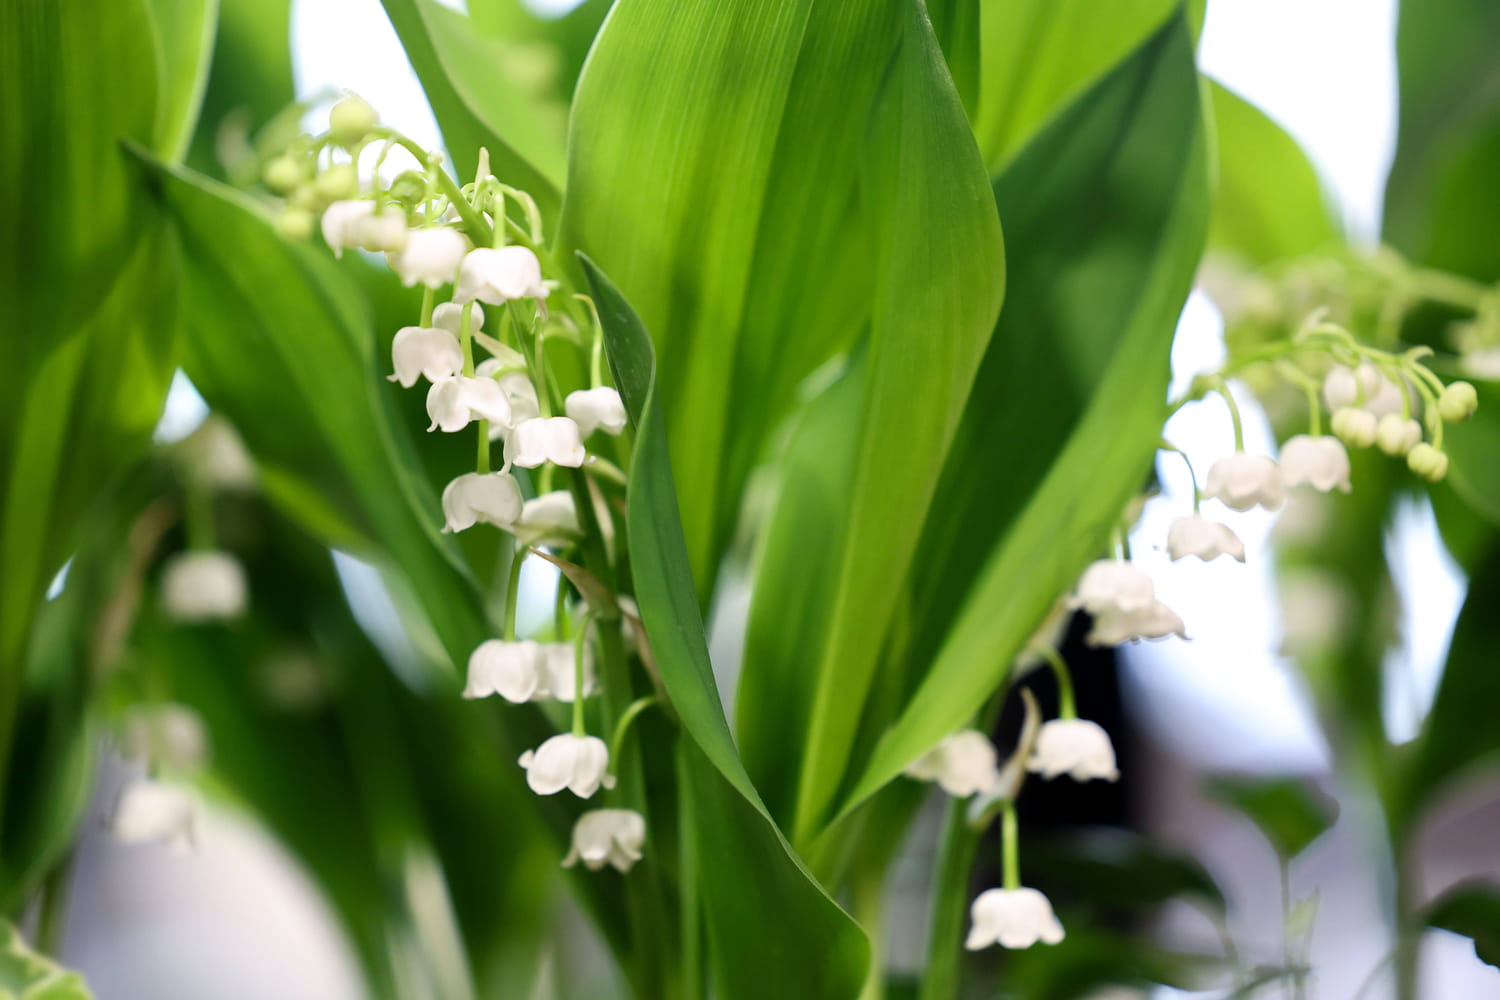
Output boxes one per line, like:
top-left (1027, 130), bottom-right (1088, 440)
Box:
top-left (560, 0), bottom-right (1001, 602)
top-left (583, 256), bottom-right (869, 1000)
top-left (841, 14), bottom-right (1209, 816)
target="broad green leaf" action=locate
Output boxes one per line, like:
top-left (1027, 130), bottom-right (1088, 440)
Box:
top-left (974, 0), bottom-right (1176, 170)
top-left (1396, 531), bottom-right (1500, 824)
top-left (1425, 882), bottom-right (1500, 970)
top-left (0, 922), bottom-right (92, 999)
top-left (842, 14), bottom-right (1208, 816)
top-left (0, 218), bottom-right (179, 855)
top-left (379, 0), bottom-right (564, 215)
top-left (1206, 776), bottom-right (1338, 860)
top-left (927, 0), bottom-right (980, 116)
top-left (144, 0), bottom-right (219, 161)
top-left (187, 0), bottom-right (293, 180)
top-left (465, 0), bottom-right (611, 96)
top-left (1026, 828), bottom-right (1226, 913)
top-left (1443, 379), bottom-right (1500, 526)
top-left (1207, 80), bottom-right (1340, 265)
top-left (560, 0), bottom-right (1003, 601)
top-left (1383, 0), bottom-right (1500, 280)
top-left (582, 255), bottom-right (869, 1000)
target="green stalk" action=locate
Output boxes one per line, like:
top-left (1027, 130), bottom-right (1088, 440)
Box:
top-left (501, 544), bottom-right (524, 641)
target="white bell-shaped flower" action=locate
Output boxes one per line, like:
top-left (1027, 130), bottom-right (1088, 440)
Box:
top-left (565, 387), bottom-right (629, 437)
top-left (1028, 719), bottom-right (1120, 782)
top-left (161, 550), bottom-right (248, 622)
top-left (519, 733), bottom-right (616, 798)
top-left (120, 704), bottom-right (209, 772)
top-left (390, 228), bottom-right (468, 288)
top-left (504, 417), bottom-right (586, 469)
top-left (1280, 435), bottom-right (1351, 493)
top-left (441, 471), bottom-right (523, 533)
top-left (432, 301), bottom-right (484, 333)
top-left (1376, 414), bottom-right (1423, 456)
top-left (389, 326), bottom-right (463, 388)
top-left (1069, 560), bottom-right (1155, 614)
top-left (112, 779), bottom-right (197, 851)
top-left (965, 888), bottom-right (1065, 950)
top-left (464, 639), bottom-right (547, 703)
top-left (1086, 599), bottom-right (1186, 646)
top-left (321, 200), bottom-right (373, 257)
top-left (1324, 361), bottom-right (1406, 418)
top-left (1204, 453), bottom-right (1285, 512)
top-left (903, 730), bottom-right (999, 798)
top-left (176, 417), bottom-right (257, 491)
top-left (1167, 515), bottom-right (1245, 562)
top-left (564, 809), bottom-right (647, 872)
top-left (477, 370), bottom-right (541, 437)
top-left (360, 205), bottom-right (408, 253)
top-left (426, 376), bottom-right (512, 432)
top-left (453, 246), bottom-right (548, 306)
top-left (539, 640), bottom-right (597, 702)
top-left (514, 491), bottom-right (581, 547)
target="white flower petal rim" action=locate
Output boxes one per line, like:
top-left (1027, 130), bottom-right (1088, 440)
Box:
top-left (965, 887), bottom-right (1065, 950)
top-left (903, 730), bottom-right (999, 798)
top-left (519, 734), bottom-right (615, 798)
top-left (1166, 515), bottom-right (1245, 563)
top-left (563, 809), bottom-right (646, 872)
top-left (1028, 719), bottom-right (1120, 782)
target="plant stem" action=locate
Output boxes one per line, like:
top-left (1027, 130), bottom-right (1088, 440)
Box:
top-left (1041, 648), bottom-right (1076, 719)
top-left (854, 867), bottom-right (886, 1000)
top-left (918, 798), bottom-right (981, 1000)
top-left (501, 544), bottom-right (524, 641)
top-left (35, 852), bottom-right (74, 956)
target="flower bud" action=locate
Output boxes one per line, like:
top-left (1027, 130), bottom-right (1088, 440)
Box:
top-left (264, 155), bottom-right (307, 194)
top-left (1330, 406), bottom-right (1377, 448)
top-left (314, 163), bottom-right (359, 202)
top-left (289, 184), bottom-right (323, 212)
top-left (328, 94), bottom-right (379, 148)
top-left (386, 169), bottom-right (428, 207)
top-left (161, 550), bottom-right (248, 622)
top-left (112, 779), bottom-right (197, 851)
top-left (1375, 414), bottom-right (1422, 456)
top-left (275, 208), bottom-right (315, 242)
top-left (1407, 443), bottom-right (1449, 482)
top-left (1438, 380), bottom-right (1479, 422)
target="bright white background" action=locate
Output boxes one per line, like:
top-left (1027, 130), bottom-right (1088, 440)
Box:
top-left (82, 1), bottom-right (1496, 997)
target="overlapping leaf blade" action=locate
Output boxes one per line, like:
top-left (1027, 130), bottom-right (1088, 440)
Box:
top-left (843, 13), bottom-right (1209, 815)
top-left (583, 256), bottom-right (869, 1000)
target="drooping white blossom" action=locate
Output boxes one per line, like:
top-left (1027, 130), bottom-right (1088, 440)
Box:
top-left (1323, 361), bottom-right (1406, 418)
top-left (360, 205), bottom-right (408, 253)
top-left (1086, 599), bottom-right (1186, 647)
top-left (1069, 560), bottom-right (1156, 615)
top-left (1028, 719), bottom-right (1119, 782)
top-left (112, 779), bottom-right (197, 851)
top-left (504, 417), bottom-right (587, 469)
top-left (514, 491), bottom-right (581, 548)
top-left (565, 387), bottom-right (629, 437)
top-left (389, 326), bottom-right (463, 387)
top-left (965, 888), bottom-right (1065, 950)
top-left (441, 471), bottom-right (523, 533)
top-left (432, 301), bottom-right (484, 334)
top-left (1376, 414), bottom-right (1423, 456)
top-left (1280, 435), bottom-right (1352, 493)
top-left (519, 733), bottom-right (615, 798)
top-left (320, 201), bottom-right (407, 256)
top-left (1166, 515), bottom-right (1245, 562)
top-left (161, 550), bottom-right (248, 622)
top-left (903, 730), bottom-right (999, 798)
top-left (1203, 453), bottom-right (1285, 512)
top-left (390, 228), bottom-right (468, 288)
top-left (476, 370), bottom-right (541, 437)
top-left (564, 809), bottom-right (646, 873)
top-left (464, 639), bottom-right (547, 703)
top-left (453, 246), bottom-right (549, 306)
top-left (426, 376), bottom-right (513, 432)
top-left (176, 417), bottom-right (257, 491)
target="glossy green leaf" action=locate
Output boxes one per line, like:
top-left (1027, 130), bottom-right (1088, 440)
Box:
top-left (928, 0), bottom-right (980, 116)
top-left (0, 922), bottom-right (92, 999)
top-left (1397, 531), bottom-right (1500, 823)
top-left (582, 255), bottom-right (869, 1000)
top-left (1207, 80), bottom-right (1340, 264)
top-left (379, 0), bottom-right (563, 215)
top-left (464, 0), bottom-right (611, 98)
top-left (561, 0), bottom-right (1003, 602)
top-left (1206, 776), bottom-right (1338, 860)
top-left (145, 0), bottom-right (219, 161)
top-left (187, 0), bottom-right (293, 180)
top-left (974, 0), bottom-right (1176, 170)
top-left (1443, 379), bottom-right (1500, 525)
top-left (841, 14), bottom-right (1208, 817)
top-left (1383, 0), bottom-right (1500, 280)
top-left (1425, 882), bottom-right (1500, 970)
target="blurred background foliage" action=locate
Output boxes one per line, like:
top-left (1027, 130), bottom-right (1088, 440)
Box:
top-left (3, 0), bottom-right (1499, 997)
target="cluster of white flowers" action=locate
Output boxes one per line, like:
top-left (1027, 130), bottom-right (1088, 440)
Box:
top-left (269, 96), bottom-right (649, 874)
